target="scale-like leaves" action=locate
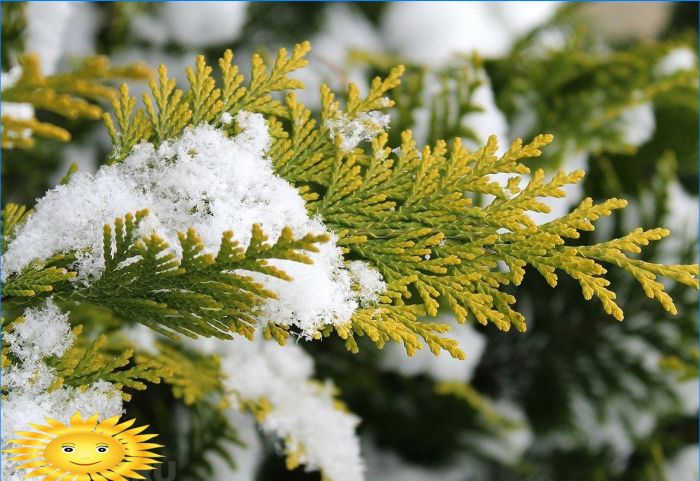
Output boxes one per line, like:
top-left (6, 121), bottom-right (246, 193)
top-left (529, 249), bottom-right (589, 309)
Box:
top-left (64, 210), bottom-right (327, 340)
top-left (137, 341), bottom-right (225, 405)
top-left (49, 329), bottom-right (164, 401)
top-left (90, 45), bottom-right (700, 357)
top-left (2, 54), bottom-right (150, 149)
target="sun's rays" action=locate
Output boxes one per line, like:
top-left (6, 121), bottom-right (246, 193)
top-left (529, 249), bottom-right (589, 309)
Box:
top-left (4, 412), bottom-right (162, 481)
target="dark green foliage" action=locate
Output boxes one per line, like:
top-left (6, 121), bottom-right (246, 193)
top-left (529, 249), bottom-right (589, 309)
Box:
top-left (488, 22), bottom-right (698, 169)
top-left (62, 210), bottom-right (327, 340)
top-left (125, 387), bottom-right (242, 481)
top-left (1, 2), bottom-right (25, 66)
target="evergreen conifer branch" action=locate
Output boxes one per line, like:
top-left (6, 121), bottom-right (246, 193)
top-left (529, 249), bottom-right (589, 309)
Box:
top-left (2, 203), bottom-right (31, 241)
top-left (104, 42), bottom-right (311, 162)
top-left (3, 203), bottom-right (76, 298)
top-left (1, 54), bottom-right (150, 149)
top-left (2, 260), bottom-right (75, 298)
top-left (136, 341), bottom-right (225, 405)
top-left (57, 211), bottom-right (327, 341)
top-left (71, 44), bottom-right (700, 356)
top-left (48, 330), bottom-right (164, 401)
top-left (490, 30), bottom-right (700, 164)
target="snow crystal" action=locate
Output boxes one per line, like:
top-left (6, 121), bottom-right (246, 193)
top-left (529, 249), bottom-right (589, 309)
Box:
top-left (220, 111), bottom-right (234, 125)
top-left (379, 313), bottom-right (487, 382)
top-left (655, 47), bottom-right (697, 76)
top-left (203, 337), bottom-right (364, 481)
top-left (618, 100), bottom-right (655, 148)
top-left (327, 111), bottom-right (390, 152)
top-left (4, 299), bottom-right (72, 363)
top-left (347, 261), bottom-right (386, 306)
top-left (4, 114), bottom-right (382, 336)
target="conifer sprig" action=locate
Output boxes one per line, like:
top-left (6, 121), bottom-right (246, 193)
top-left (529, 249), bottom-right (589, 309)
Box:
top-left (136, 341), bottom-right (225, 405)
top-left (1, 54), bottom-right (150, 149)
top-left (104, 42), bottom-right (311, 162)
top-left (60, 210), bottom-right (328, 340)
top-left (49, 329), bottom-right (164, 401)
top-left (95, 44), bottom-right (698, 356)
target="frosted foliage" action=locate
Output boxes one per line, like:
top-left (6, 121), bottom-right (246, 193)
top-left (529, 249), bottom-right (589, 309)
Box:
top-left (206, 338), bottom-right (364, 481)
top-left (4, 299), bottom-right (72, 363)
top-left (348, 261), bottom-right (386, 306)
top-left (380, 313), bottom-right (486, 382)
top-left (4, 114), bottom-right (384, 335)
top-left (2, 299), bottom-right (123, 481)
top-left (327, 111), bottom-right (390, 152)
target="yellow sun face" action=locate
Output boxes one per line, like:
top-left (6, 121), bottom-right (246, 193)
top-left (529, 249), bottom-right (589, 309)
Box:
top-left (4, 412), bottom-right (162, 481)
top-left (43, 431), bottom-right (126, 474)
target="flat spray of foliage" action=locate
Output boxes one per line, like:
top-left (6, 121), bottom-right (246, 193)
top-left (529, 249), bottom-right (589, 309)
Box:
top-left (1, 54), bottom-right (150, 149)
top-left (4, 42), bottom-right (697, 367)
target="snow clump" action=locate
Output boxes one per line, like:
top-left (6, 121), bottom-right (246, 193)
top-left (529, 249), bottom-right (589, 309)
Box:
top-left (3, 112), bottom-right (385, 336)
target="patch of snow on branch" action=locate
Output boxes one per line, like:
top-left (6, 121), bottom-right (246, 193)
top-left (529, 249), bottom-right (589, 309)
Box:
top-left (327, 111), bottom-right (389, 152)
top-left (655, 47), bottom-right (697, 77)
top-left (2, 299), bottom-right (123, 481)
top-left (133, 2), bottom-right (248, 47)
top-left (618, 100), bottom-right (655, 148)
top-left (348, 261), bottom-right (386, 306)
top-left (4, 300), bottom-right (73, 363)
top-left (4, 113), bottom-right (385, 336)
top-left (381, 2), bottom-right (560, 64)
top-left (1, 102), bottom-right (36, 121)
top-left (206, 337), bottom-right (364, 481)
